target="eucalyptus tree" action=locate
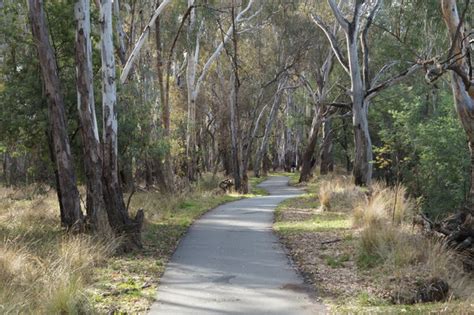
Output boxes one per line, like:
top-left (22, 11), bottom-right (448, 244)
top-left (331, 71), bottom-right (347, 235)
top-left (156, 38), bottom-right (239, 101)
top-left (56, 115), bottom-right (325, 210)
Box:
top-left (438, 0), bottom-right (474, 211)
top-left (312, 0), bottom-right (420, 186)
top-left (75, 0), bottom-right (109, 232)
top-left (184, 0), bottom-right (256, 181)
top-left (298, 49), bottom-right (335, 183)
top-left (152, 0), bottom-right (176, 193)
top-left (100, 0), bottom-right (143, 249)
top-left (28, 0), bottom-right (83, 229)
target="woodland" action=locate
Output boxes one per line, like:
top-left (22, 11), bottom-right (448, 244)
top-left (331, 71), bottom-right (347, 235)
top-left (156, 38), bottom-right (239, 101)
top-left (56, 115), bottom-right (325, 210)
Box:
top-left (0, 0), bottom-right (474, 313)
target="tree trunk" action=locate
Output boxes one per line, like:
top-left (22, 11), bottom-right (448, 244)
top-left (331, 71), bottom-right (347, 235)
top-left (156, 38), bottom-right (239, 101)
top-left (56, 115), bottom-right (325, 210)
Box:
top-left (320, 118), bottom-right (334, 175)
top-left (229, 73), bottom-right (242, 192)
top-left (242, 102), bottom-right (267, 191)
top-left (348, 26), bottom-right (372, 186)
top-left (154, 2), bottom-right (175, 193)
top-left (46, 129), bottom-right (65, 224)
top-left (284, 92), bottom-right (294, 172)
top-left (299, 112), bottom-right (323, 182)
top-left (229, 4), bottom-right (245, 193)
top-left (29, 0), bottom-right (83, 230)
top-left (262, 153), bottom-right (271, 176)
top-left (185, 2), bottom-right (199, 181)
top-left (254, 81), bottom-right (285, 177)
top-left (341, 116), bottom-right (353, 172)
top-left (352, 99), bottom-right (373, 186)
top-left (75, 0), bottom-right (109, 233)
top-left (441, 0), bottom-right (474, 212)
top-left (100, 0), bottom-right (142, 250)
top-left (113, 0), bottom-right (126, 65)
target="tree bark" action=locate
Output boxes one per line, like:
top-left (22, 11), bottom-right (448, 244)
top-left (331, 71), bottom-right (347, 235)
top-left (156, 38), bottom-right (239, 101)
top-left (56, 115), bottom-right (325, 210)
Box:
top-left (229, 3), bottom-right (245, 193)
top-left (113, 0), bottom-right (127, 65)
top-left (320, 118), bottom-right (334, 175)
top-left (441, 0), bottom-right (474, 211)
top-left (28, 0), bottom-right (83, 230)
top-left (229, 72), bottom-right (242, 192)
top-left (347, 17), bottom-right (373, 186)
top-left (75, 0), bottom-right (109, 233)
top-left (299, 112), bottom-right (323, 182)
top-left (185, 1), bottom-right (199, 181)
top-left (154, 0), bottom-right (175, 193)
top-left (100, 0), bottom-right (142, 249)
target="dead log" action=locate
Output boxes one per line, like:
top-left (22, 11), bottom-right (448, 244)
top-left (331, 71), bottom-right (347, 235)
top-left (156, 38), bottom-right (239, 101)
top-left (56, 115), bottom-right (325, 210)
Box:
top-left (219, 179), bottom-right (234, 193)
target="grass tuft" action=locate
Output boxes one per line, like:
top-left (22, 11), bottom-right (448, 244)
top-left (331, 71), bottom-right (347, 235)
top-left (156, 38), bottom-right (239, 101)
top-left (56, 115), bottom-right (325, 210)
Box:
top-left (318, 175), bottom-right (365, 212)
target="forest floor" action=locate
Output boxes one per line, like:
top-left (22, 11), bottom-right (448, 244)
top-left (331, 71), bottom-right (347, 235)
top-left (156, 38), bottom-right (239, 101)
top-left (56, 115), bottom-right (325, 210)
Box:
top-left (3, 172), bottom-right (473, 314)
top-left (0, 174), bottom-right (267, 314)
top-left (274, 172), bottom-right (474, 314)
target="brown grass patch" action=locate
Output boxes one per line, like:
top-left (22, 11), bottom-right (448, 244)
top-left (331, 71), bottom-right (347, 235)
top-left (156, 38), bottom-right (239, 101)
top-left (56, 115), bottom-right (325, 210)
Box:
top-left (275, 174), bottom-right (474, 313)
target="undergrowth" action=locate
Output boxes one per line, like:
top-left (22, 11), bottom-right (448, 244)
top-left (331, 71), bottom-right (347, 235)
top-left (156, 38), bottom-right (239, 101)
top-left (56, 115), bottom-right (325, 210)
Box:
top-left (274, 173), bottom-right (474, 314)
top-left (0, 173), bottom-right (266, 313)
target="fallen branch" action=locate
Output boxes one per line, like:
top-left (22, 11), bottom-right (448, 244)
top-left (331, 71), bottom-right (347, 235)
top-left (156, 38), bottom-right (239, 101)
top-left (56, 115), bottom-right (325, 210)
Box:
top-left (320, 238), bottom-right (342, 245)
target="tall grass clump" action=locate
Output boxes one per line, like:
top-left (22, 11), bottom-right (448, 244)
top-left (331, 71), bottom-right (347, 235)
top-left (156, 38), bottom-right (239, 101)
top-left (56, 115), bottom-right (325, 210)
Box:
top-left (318, 176), bottom-right (365, 212)
top-left (353, 183), bottom-right (420, 268)
top-left (353, 184), bottom-right (414, 228)
top-left (350, 181), bottom-right (472, 301)
top-left (0, 186), bottom-right (116, 314)
top-left (0, 235), bottom-right (116, 314)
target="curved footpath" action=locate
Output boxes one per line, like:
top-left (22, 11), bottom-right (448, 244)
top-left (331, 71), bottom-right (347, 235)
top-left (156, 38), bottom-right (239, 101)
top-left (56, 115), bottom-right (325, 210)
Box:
top-left (149, 176), bottom-right (325, 314)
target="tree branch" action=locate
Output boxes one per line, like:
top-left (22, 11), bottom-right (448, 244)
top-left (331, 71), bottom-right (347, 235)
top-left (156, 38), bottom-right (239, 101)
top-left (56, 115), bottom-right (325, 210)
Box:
top-left (366, 63), bottom-right (421, 100)
top-left (120, 0), bottom-right (173, 84)
top-left (361, 0), bottom-right (380, 91)
top-left (194, 0), bottom-right (256, 96)
top-left (311, 14), bottom-right (350, 74)
top-left (328, 0), bottom-right (349, 31)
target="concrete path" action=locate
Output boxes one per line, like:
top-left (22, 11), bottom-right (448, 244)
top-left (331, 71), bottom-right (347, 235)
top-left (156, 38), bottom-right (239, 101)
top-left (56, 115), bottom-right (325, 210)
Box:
top-left (149, 176), bottom-right (325, 315)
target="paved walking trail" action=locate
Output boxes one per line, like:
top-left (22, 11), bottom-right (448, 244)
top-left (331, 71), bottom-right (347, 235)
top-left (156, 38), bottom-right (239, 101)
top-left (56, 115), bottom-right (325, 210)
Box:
top-left (149, 176), bottom-right (325, 314)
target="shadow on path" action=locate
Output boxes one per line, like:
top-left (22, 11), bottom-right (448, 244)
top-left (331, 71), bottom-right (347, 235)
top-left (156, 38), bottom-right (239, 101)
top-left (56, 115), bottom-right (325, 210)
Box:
top-left (149, 176), bottom-right (326, 315)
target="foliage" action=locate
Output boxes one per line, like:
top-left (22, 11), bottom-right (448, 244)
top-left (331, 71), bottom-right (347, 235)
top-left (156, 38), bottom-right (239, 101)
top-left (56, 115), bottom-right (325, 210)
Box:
top-left (372, 84), bottom-right (469, 216)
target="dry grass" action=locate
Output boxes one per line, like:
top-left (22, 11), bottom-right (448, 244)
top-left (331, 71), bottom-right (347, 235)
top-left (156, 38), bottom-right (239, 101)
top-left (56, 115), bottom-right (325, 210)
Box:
top-left (318, 175), bottom-right (365, 212)
top-left (353, 184), bottom-right (414, 227)
top-left (0, 186), bottom-right (116, 314)
top-left (350, 180), bottom-right (472, 304)
top-left (0, 227), bottom-right (115, 314)
top-left (0, 173), bottom-right (247, 313)
top-left (276, 174), bottom-right (474, 313)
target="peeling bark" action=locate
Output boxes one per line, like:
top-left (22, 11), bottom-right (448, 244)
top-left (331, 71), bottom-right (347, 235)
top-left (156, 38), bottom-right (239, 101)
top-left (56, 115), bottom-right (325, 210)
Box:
top-left (441, 0), bottom-right (474, 211)
top-left (75, 0), bottom-right (109, 233)
top-left (28, 0), bottom-right (83, 229)
top-left (100, 0), bottom-right (142, 249)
